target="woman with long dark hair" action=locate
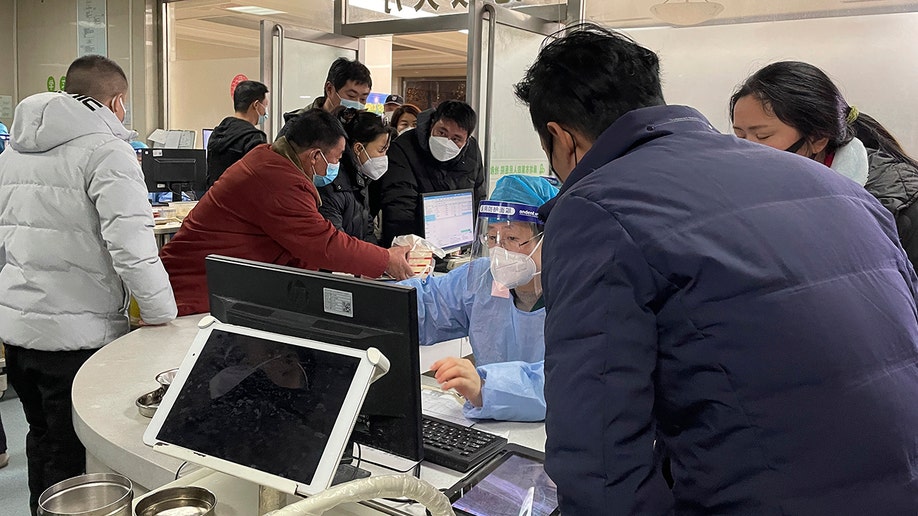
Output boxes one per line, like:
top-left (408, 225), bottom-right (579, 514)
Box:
top-left (731, 61), bottom-right (918, 268)
top-left (319, 108), bottom-right (394, 244)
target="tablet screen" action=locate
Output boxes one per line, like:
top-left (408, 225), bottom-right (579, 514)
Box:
top-left (155, 328), bottom-right (360, 485)
top-left (452, 453), bottom-right (559, 516)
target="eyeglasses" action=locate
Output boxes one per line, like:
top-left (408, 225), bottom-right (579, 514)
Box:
top-left (480, 232), bottom-right (543, 250)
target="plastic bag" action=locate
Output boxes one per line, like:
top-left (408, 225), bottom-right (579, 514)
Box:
top-left (391, 235), bottom-right (446, 279)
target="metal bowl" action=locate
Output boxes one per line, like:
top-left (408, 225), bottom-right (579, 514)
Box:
top-left (135, 389), bottom-right (163, 418)
top-left (38, 472), bottom-right (133, 516)
top-left (155, 368), bottom-right (179, 391)
top-left (134, 486), bottom-right (216, 516)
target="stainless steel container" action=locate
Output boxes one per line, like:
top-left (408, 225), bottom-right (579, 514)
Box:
top-left (135, 389), bottom-right (163, 418)
top-left (134, 486), bottom-right (216, 516)
top-left (38, 473), bottom-right (133, 516)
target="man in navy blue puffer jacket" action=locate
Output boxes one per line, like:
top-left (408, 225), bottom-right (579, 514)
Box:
top-left (514, 24), bottom-right (918, 515)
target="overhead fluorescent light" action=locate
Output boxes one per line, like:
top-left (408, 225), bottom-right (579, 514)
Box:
top-left (226, 6), bottom-right (287, 16)
top-left (348, 0), bottom-right (437, 19)
top-left (458, 29), bottom-right (469, 34)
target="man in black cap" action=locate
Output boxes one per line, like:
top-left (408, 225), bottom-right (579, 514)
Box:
top-left (384, 94), bottom-right (404, 124)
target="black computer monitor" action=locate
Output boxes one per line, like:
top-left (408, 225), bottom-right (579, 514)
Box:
top-left (141, 148), bottom-right (207, 202)
top-left (205, 255), bottom-right (424, 463)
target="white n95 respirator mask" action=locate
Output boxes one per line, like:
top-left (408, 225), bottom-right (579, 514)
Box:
top-left (489, 245), bottom-right (539, 290)
top-left (429, 136), bottom-right (462, 162)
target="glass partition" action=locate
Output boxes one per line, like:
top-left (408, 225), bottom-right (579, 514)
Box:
top-left (585, 3), bottom-right (918, 156)
top-left (277, 38), bottom-right (356, 134)
top-left (472, 3), bottom-right (561, 193)
top-left (482, 22), bottom-right (548, 192)
top-left (260, 22), bottom-right (360, 140)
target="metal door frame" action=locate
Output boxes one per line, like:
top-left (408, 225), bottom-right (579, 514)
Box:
top-left (260, 21), bottom-right (363, 141)
top-left (467, 2), bottom-right (567, 185)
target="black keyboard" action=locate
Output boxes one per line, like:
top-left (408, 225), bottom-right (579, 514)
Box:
top-left (422, 415), bottom-right (508, 472)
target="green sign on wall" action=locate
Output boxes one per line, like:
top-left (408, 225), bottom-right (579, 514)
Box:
top-left (46, 76), bottom-right (56, 92)
top-left (60, 76), bottom-right (67, 91)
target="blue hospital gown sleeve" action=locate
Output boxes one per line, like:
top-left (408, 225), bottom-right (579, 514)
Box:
top-left (463, 360), bottom-right (545, 421)
top-left (399, 263), bottom-right (474, 345)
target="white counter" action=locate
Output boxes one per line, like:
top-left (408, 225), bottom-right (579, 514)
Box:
top-left (73, 315), bottom-right (546, 514)
top-left (73, 315), bottom-right (205, 492)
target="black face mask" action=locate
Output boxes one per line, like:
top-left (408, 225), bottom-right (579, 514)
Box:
top-left (785, 137), bottom-right (807, 154)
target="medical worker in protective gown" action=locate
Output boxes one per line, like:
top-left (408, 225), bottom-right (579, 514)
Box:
top-left (400, 174), bottom-right (558, 421)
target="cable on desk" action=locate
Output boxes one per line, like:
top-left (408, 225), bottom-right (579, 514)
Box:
top-left (346, 442), bottom-right (364, 484)
top-left (175, 460), bottom-right (188, 480)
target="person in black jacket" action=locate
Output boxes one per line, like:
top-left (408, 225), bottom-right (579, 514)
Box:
top-left (731, 61), bottom-right (918, 270)
top-left (318, 108), bottom-right (394, 244)
top-left (205, 80), bottom-right (268, 188)
top-left (371, 100), bottom-right (486, 247)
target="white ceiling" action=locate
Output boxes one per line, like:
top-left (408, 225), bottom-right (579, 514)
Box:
top-left (168, 0), bottom-right (918, 66)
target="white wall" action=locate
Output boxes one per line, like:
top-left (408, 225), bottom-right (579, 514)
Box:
top-left (6, 0), bottom-right (158, 137)
top-left (167, 53), bottom-right (260, 146)
top-left (624, 12), bottom-right (918, 154)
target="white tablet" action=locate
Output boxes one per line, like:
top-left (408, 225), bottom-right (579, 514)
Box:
top-left (143, 318), bottom-right (389, 496)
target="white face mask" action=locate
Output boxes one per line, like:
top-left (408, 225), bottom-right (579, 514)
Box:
top-left (429, 135), bottom-right (462, 162)
top-left (359, 148), bottom-right (389, 181)
top-left (398, 127), bottom-right (413, 136)
top-left (489, 243), bottom-right (540, 290)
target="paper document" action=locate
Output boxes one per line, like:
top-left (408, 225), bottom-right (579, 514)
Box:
top-left (148, 129), bottom-right (196, 149)
top-left (421, 386), bottom-right (471, 427)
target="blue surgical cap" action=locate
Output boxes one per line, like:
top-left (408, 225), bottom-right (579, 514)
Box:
top-left (129, 140), bottom-right (148, 150)
top-left (489, 174), bottom-right (559, 207)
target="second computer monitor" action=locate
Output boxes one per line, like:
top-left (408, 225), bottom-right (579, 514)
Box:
top-left (141, 148), bottom-right (207, 202)
top-left (421, 189), bottom-right (475, 252)
top-left (202, 128), bottom-right (214, 151)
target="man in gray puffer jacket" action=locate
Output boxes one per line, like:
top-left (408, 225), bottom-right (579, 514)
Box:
top-left (0, 55), bottom-right (177, 515)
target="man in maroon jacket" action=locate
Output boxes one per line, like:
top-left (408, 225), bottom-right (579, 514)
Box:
top-left (160, 109), bottom-right (413, 315)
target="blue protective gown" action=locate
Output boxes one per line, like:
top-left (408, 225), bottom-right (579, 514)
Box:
top-left (400, 258), bottom-right (545, 421)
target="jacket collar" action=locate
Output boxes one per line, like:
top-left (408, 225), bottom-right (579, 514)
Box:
top-left (271, 136), bottom-right (307, 175)
top-left (829, 137), bottom-right (869, 186)
top-left (267, 139), bottom-right (321, 206)
top-left (538, 105), bottom-right (716, 221)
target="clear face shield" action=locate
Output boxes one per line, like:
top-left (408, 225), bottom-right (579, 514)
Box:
top-left (470, 201), bottom-right (544, 299)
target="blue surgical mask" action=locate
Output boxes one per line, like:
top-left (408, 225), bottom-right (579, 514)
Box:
top-left (256, 102), bottom-right (268, 125)
top-left (335, 90), bottom-right (365, 111)
top-left (313, 150), bottom-right (340, 187)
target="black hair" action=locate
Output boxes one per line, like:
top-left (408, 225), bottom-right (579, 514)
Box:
top-left (64, 55), bottom-right (128, 102)
top-left (514, 23), bottom-right (665, 144)
top-left (430, 100), bottom-right (477, 135)
top-left (326, 57), bottom-right (372, 91)
top-left (729, 61), bottom-right (918, 168)
top-left (333, 107), bottom-right (392, 173)
top-left (283, 108), bottom-right (347, 153)
top-left (233, 81), bottom-right (268, 113)
top-left (335, 107), bottom-right (390, 147)
top-left (389, 104), bottom-right (421, 129)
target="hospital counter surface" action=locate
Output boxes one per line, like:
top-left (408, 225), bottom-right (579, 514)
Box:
top-left (73, 314), bottom-right (546, 515)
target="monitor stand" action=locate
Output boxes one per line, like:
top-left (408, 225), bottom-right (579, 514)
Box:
top-left (332, 463), bottom-right (371, 486)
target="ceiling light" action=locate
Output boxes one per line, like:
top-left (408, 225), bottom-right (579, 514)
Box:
top-left (226, 6), bottom-right (287, 16)
top-left (650, 0), bottom-right (724, 26)
top-left (458, 29), bottom-right (469, 34)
